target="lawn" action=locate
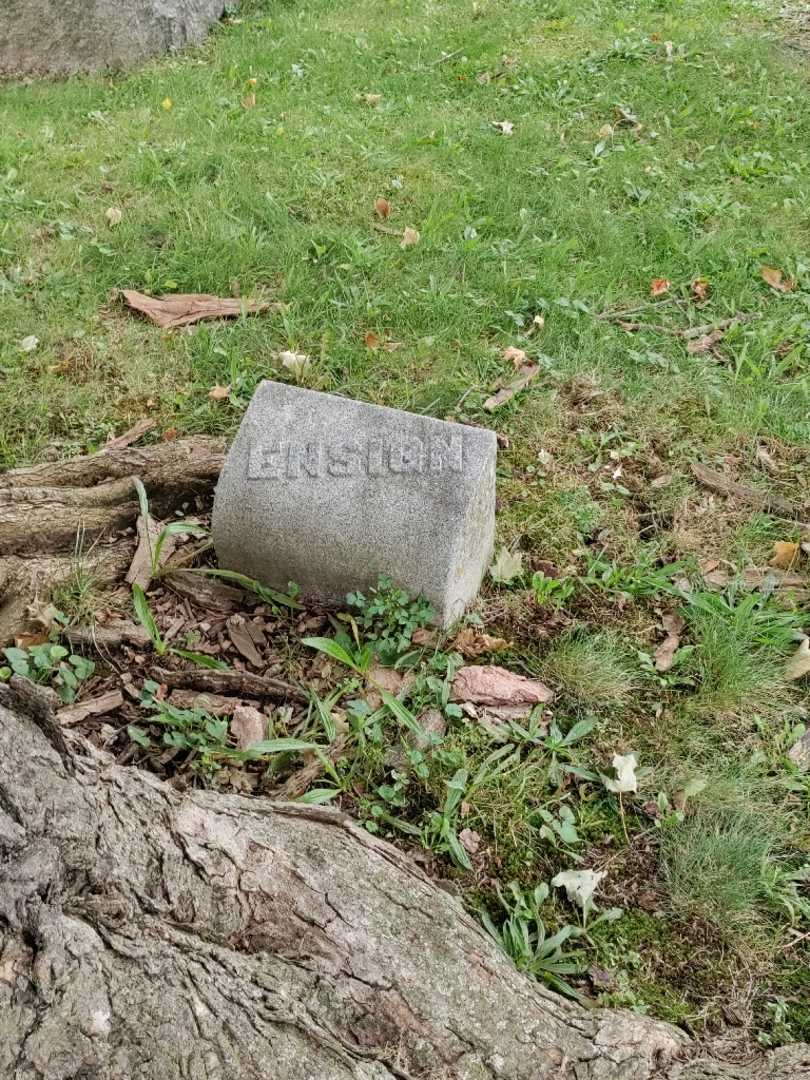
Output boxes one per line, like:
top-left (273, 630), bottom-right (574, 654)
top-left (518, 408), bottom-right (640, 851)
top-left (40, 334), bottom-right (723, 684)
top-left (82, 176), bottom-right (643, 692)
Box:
top-left (1, 0), bottom-right (809, 1047)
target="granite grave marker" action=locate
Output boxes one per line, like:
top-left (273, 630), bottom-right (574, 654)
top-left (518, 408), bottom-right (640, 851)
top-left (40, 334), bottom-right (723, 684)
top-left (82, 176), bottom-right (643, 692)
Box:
top-left (212, 381), bottom-right (496, 625)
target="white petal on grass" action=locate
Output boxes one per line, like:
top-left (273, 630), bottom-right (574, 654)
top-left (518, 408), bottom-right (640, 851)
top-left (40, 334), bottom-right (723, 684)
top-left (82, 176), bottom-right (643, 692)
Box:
top-left (602, 752), bottom-right (638, 794)
top-left (279, 350), bottom-right (312, 381)
top-left (489, 547), bottom-right (523, 584)
top-left (551, 868), bottom-right (605, 910)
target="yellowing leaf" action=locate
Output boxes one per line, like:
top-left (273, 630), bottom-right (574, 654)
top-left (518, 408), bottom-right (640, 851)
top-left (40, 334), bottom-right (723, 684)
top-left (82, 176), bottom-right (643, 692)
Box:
top-left (489, 546), bottom-right (523, 584)
top-left (374, 197), bottom-right (391, 220)
top-left (208, 384), bottom-right (231, 401)
top-left (786, 638), bottom-right (810, 681)
top-left (501, 345), bottom-right (527, 367)
top-left (760, 265), bottom-right (794, 293)
top-left (770, 541), bottom-right (800, 570)
top-left (161, 97), bottom-right (173, 111)
top-left (650, 277), bottom-right (671, 297)
top-left (400, 226), bottom-right (420, 248)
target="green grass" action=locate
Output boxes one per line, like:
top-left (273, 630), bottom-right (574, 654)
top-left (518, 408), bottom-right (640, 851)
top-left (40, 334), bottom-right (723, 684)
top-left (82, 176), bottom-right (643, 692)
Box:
top-left (2, 0), bottom-right (810, 1046)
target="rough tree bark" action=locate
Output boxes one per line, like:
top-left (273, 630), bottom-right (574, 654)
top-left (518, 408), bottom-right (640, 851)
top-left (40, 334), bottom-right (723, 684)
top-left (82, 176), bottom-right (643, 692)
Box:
top-left (0, 437), bottom-right (225, 643)
top-left (1, 687), bottom-right (807, 1080)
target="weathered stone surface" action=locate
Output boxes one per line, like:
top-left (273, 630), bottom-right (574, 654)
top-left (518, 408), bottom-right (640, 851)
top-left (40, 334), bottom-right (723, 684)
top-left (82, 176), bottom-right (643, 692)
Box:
top-left (212, 381), bottom-right (497, 625)
top-left (0, 0), bottom-right (226, 77)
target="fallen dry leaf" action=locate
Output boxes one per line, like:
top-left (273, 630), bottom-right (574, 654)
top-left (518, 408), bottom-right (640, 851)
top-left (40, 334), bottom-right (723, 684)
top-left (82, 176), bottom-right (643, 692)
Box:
top-left (366, 663), bottom-right (415, 710)
top-left (208, 384), bottom-right (231, 401)
top-left (755, 444), bottom-right (778, 472)
top-left (279, 350), bottom-right (312, 380)
top-left (374, 197), bottom-right (391, 220)
top-left (654, 613), bottom-right (684, 672)
top-left (502, 345), bottom-right (528, 367)
top-left (492, 119), bottom-right (514, 136)
top-left (691, 277), bottom-right (710, 302)
top-left (771, 541), bottom-right (800, 570)
top-left (650, 278), bottom-right (671, 297)
top-left (105, 206), bottom-right (123, 227)
top-left (363, 93), bottom-right (381, 106)
top-left (122, 289), bottom-right (270, 329)
top-left (597, 123), bottom-right (614, 139)
top-left (400, 226), bottom-right (420, 248)
top-left (364, 330), bottom-right (382, 349)
top-left (20, 335), bottom-right (39, 353)
top-left (484, 363), bottom-right (540, 412)
top-left (760, 265), bottom-right (795, 293)
top-left (227, 615), bottom-right (265, 667)
top-left (687, 329), bottom-right (725, 355)
top-left (230, 705), bottom-right (267, 750)
top-left (459, 828), bottom-right (481, 855)
top-left (786, 638), bottom-right (810, 681)
top-left (788, 729), bottom-right (810, 770)
top-left (242, 92), bottom-right (257, 109)
top-left (450, 665), bottom-right (553, 706)
top-left (411, 627), bottom-right (437, 647)
top-left (453, 627), bottom-right (510, 658)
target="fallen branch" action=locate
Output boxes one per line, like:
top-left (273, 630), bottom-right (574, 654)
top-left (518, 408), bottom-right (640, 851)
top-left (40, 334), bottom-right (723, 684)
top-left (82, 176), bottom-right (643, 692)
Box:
top-left (691, 462), bottom-right (800, 517)
top-left (151, 666), bottom-right (308, 704)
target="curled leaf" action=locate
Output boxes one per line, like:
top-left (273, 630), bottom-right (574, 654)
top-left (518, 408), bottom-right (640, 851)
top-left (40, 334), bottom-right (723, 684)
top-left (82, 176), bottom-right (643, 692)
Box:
top-left (400, 226), bottom-right (421, 248)
top-left (770, 541), bottom-right (800, 570)
top-left (374, 197), bottom-right (391, 220)
top-left (760, 266), bottom-right (794, 293)
top-left (650, 278), bottom-right (671, 297)
top-left (501, 345), bottom-right (528, 367)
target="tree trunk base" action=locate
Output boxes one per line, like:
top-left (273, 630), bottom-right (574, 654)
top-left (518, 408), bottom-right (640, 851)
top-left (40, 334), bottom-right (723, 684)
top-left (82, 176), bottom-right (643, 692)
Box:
top-left (1, 688), bottom-right (807, 1080)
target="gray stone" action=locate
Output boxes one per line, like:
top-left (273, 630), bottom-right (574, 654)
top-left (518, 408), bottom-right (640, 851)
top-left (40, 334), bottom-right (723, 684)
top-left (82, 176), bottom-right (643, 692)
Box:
top-left (0, 0), bottom-right (226, 77)
top-left (212, 381), bottom-right (497, 626)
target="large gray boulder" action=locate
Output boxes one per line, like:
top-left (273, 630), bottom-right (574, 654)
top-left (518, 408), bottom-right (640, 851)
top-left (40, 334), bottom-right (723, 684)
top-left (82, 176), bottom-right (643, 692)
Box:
top-left (0, 0), bottom-right (227, 76)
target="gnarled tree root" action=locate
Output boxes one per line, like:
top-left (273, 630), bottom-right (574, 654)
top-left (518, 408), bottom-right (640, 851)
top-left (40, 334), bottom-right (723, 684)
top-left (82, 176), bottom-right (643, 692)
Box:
top-left (0, 436), bottom-right (226, 643)
top-left (1, 698), bottom-right (807, 1080)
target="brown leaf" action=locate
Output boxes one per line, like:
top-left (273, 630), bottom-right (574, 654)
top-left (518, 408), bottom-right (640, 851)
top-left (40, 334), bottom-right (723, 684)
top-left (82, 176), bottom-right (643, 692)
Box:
top-left (770, 541), bottom-right (800, 570)
top-left (450, 665), bottom-right (553, 706)
top-left (365, 664), bottom-right (415, 710)
top-left (374, 197), bottom-right (391, 220)
top-left (242, 92), bottom-right (257, 109)
top-left (650, 278), bottom-right (671, 297)
top-left (755, 444), bottom-right (778, 472)
top-left (459, 828), bottom-right (481, 855)
top-left (163, 427), bottom-right (178, 441)
top-left (230, 705), bottom-right (267, 750)
top-left (786, 638), bottom-right (810, 681)
top-left (501, 345), bottom-right (528, 367)
top-left (483, 363), bottom-right (539, 412)
top-left (363, 93), bottom-right (381, 106)
top-left (227, 615), bottom-right (264, 667)
top-left (411, 628), bottom-right (437, 646)
top-left (208, 384), bottom-right (231, 401)
top-left (400, 226), bottom-right (420, 248)
top-left (453, 627), bottom-right (510, 658)
top-left (654, 613), bottom-right (684, 673)
top-left (105, 206), bottom-right (123, 227)
top-left (690, 277), bottom-right (710, 302)
top-left (364, 330), bottom-right (382, 349)
top-left (597, 123), bottom-right (614, 139)
top-left (122, 289), bottom-right (271, 329)
top-left (687, 329), bottom-right (724, 355)
top-left (760, 265), bottom-right (795, 293)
